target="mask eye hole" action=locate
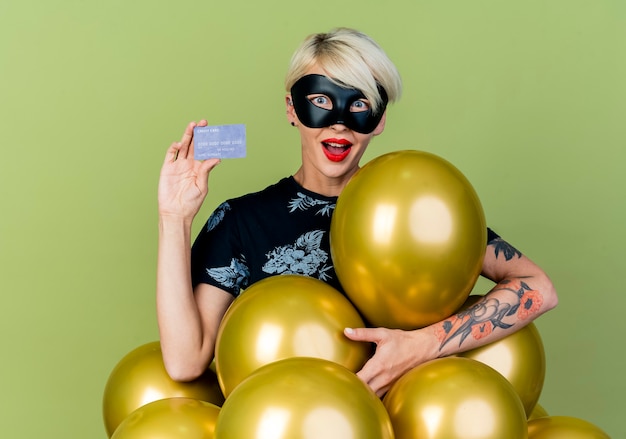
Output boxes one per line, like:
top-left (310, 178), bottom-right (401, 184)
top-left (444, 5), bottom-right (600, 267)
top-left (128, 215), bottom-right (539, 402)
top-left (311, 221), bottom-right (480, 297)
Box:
top-left (350, 99), bottom-right (370, 113)
top-left (308, 94), bottom-right (333, 110)
top-left (307, 95), bottom-right (371, 113)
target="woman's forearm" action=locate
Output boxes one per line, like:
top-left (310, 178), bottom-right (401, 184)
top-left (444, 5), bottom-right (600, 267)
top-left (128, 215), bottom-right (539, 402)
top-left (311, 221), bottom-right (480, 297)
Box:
top-left (156, 215), bottom-right (209, 381)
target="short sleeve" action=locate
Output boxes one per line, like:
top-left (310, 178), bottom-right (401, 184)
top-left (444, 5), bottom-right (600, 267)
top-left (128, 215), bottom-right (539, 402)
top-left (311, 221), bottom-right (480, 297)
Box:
top-left (487, 227), bottom-right (500, 243)
top-left (191, 201), bottom-right (250, 296)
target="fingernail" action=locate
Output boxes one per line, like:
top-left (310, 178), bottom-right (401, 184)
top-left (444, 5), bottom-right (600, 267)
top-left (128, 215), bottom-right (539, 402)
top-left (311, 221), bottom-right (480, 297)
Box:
top-left (344, 328), bottom-right (354, 334)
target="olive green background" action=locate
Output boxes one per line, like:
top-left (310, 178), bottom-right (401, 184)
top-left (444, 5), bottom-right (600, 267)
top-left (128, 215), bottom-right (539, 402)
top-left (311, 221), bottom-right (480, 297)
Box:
top-left (1, 0), bottom-right (623, 437)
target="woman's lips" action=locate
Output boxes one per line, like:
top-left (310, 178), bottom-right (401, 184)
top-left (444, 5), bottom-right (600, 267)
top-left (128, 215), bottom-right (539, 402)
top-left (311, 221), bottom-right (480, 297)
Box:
top-left (322, 138), bottom-right (352, 162)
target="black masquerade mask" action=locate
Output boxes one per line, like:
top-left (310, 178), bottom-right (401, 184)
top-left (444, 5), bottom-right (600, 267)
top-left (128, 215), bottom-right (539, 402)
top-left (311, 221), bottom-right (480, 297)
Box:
top-left (290, 74), bottom-right (388, 134)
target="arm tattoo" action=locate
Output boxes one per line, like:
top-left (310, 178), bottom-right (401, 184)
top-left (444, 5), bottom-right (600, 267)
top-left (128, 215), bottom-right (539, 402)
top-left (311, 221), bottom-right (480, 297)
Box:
top-left (489, 237), bottom-right (522, 261)
top-left (435, 279), bottom-right (543, 351)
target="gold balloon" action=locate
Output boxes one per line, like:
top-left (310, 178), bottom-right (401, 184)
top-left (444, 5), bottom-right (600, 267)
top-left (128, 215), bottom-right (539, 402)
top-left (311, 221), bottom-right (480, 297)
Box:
top-left (215, 357), bottom-right (394, 439)
top-left (457, 295), bottom-right (546, 416)
top-left (331, 150), bottom-right (486, 329)
top-left (215, 275), bottom-right (371, 397)
top-left (527, 416), bottom-right (610, 439)
top-left (528, 403), bottom-right (549, 420)
top-left (102, 341), bottom-right (225, 437)
top-left (383, 357), bottom-right (527, 439)
top-left (111, 398), bottom-right (220, 439)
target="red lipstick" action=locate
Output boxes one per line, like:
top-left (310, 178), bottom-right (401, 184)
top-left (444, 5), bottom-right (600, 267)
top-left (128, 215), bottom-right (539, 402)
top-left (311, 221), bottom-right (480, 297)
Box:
top-left (322, 138), bottom-right (352, 162)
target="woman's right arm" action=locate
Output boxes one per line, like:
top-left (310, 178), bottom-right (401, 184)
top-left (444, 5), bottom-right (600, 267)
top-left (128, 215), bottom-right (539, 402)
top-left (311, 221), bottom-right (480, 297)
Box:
top-left (156, 121), bottom-right (233, 381)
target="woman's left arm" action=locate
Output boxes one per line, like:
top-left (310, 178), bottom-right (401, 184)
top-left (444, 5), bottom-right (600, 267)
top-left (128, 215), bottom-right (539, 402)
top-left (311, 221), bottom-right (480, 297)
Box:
top-left (345, 237), bottom-right (558, 397)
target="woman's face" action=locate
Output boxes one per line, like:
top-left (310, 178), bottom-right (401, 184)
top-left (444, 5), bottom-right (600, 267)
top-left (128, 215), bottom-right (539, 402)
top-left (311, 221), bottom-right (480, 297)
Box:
top-left (286, 65), bottom-right (386, 194)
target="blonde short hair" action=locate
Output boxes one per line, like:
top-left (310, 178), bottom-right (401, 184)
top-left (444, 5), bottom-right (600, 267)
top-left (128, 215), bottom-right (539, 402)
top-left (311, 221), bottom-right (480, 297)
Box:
top-left (285, 28), bottom-right (402, 114)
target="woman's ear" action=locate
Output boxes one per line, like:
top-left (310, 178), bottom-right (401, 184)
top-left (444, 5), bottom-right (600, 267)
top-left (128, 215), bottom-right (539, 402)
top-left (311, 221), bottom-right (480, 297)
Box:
top-left (285, 94), bottom-right (297, 125)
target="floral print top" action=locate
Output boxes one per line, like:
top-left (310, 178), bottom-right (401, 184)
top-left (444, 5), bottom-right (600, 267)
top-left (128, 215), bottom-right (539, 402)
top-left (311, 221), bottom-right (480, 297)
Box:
top-left (191, 177), bottom-right (341, 297)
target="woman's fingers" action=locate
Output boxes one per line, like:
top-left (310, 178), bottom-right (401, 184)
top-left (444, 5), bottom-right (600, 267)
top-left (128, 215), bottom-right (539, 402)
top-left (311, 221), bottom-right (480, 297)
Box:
top-left (176, 121), bottom-right (197, 160)
top-left (196, 158), bottom-right (221, 193)
top-left (163, 142), bottom-right (182, 164)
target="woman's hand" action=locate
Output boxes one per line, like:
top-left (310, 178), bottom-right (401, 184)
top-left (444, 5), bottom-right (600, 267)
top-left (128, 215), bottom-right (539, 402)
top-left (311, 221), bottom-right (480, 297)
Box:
top-left (158, 120), bottom-right (221, 220)
top-left (344, 327), bottom-right (438, 397)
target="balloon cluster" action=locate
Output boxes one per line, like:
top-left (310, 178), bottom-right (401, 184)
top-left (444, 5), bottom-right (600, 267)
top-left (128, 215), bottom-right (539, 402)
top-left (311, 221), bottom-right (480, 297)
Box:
top-left (102, 341), bottom-right (224, 438)
top-left (103, 151), bottom-right (609, 438)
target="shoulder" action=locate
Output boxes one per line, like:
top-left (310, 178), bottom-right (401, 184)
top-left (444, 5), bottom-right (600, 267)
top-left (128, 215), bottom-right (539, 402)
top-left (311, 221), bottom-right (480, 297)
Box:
top-left (232, 177), bottom-right (295, 204)
top-left (211, 177), bottom-right (291, 217)
top-left (205, 177), bottom-right (294, 224)
top-left (224, 176), bottom-right (338, 210)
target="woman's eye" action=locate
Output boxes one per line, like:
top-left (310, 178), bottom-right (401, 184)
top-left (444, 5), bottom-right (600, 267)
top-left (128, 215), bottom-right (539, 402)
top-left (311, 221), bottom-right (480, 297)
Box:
top-left (351, 100), bottom-right (370, 112)
top-left (308, 95), bottom-right (332, 109)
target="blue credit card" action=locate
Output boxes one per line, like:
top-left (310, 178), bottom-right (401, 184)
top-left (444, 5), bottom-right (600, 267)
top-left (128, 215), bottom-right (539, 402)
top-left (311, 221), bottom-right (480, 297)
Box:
top-left (193, 124), bottom-right (246, 160)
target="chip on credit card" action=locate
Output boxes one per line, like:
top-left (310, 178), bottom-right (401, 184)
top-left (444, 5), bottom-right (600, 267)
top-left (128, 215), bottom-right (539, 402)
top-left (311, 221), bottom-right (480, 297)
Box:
top-left (194, 124), bottom-right (246, 160)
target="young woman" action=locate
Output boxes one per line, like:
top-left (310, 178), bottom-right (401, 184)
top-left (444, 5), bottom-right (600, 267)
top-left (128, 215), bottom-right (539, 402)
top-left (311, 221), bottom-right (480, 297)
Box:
top-left (156, 27), bottom-right (557, 397)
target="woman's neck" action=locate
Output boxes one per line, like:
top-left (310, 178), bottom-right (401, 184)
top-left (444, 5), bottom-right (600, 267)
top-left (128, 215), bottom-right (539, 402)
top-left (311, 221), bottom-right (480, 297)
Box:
top-left (292, 166), bottom-right (357, 197)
